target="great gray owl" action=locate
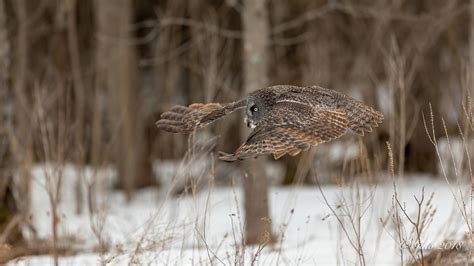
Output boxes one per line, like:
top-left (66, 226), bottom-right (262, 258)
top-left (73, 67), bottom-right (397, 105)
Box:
top-left (156, 85), bottom-right (383, 161)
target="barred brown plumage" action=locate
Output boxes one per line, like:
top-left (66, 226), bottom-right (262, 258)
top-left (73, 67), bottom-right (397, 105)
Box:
top-left (156, 85), bottom-right (384, 161)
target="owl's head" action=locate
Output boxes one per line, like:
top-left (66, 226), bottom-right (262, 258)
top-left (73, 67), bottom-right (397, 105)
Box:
top-left (245, 95), bottom-right (269, 128)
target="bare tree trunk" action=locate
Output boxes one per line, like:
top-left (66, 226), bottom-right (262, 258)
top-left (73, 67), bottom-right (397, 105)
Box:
top-left (470, 0), bottom-right (474, 125)
top-left (65, 0), bottom-right (85, 215)
top-left (242, 0), bottom-right (273, 245)
top-left (11, 0), bottom-right (33, 231)
top-left (468, 0), bottom-right (474, 258)
top-left (96, 0), bottom-right (154, 202)
top-left (0, 0), bottom-right (20, 245)
top-left (0, 0), bottom-right (7, 83)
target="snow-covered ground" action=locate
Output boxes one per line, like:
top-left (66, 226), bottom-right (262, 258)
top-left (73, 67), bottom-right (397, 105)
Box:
top-left (8, 164), bottom-right (471, 265)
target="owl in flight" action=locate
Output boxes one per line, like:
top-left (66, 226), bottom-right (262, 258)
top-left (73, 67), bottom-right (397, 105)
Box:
top-left (156, 85), bottom-right (383, 162)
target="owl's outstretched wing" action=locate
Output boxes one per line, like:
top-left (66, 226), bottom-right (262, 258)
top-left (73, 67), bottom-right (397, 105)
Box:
top-left (219, 102), bottom-right (349, 161)
top-left (273, 85), bottom-right (384, 136)
top-left (308, 86), bottom-right (383, 135)
top-left (156, 99), bottom-right (246, 133)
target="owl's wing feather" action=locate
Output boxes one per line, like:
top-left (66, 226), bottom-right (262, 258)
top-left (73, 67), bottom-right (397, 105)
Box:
top-left (268, 85), bottom-right (383, 136)
top-left (307, 86), bottom-right (384, 135)
top-left (156, 99), bottom-right (246, 133)
top-left (219, 102), bottom-right (348, 161)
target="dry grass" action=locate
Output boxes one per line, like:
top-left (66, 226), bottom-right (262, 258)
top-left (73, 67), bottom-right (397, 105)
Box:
top-left (2, 0), bottom-right (474, 265)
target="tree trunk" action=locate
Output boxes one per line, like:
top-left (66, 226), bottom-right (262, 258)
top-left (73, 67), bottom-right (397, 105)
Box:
top-left (470, 0), bottom-right (474, 127)
top-left (0, 0), bottom-right (21, 245)
top-left (65, 0), bottom-right (85, 215)
top-left (242, 0), bottom-right (273, 245)
top-left (11, 0), bottom-right (33, 232)
top-left (96, 0), bottom-right (154, 202)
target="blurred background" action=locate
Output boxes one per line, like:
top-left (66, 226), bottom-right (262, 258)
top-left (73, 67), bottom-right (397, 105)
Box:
top-left (0, 0), bottom-right (473, 264)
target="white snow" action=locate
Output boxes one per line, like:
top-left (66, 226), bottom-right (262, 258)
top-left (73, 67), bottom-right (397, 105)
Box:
top-left (7, 164), bottom-right (471, 265)
top-left (437, 136), bottom-right (474, 181)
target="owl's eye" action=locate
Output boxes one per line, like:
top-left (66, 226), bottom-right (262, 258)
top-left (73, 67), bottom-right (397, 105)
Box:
top-left (251, 105), bottom-right (259, 112)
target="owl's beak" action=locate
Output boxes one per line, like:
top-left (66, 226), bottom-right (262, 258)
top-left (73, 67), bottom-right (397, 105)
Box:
top-left (245, 117), bottom-right (256, 129)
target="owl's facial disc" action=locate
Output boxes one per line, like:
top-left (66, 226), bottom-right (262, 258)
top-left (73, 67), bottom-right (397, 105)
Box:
top-left (246, 97), bottom-right (265, 128)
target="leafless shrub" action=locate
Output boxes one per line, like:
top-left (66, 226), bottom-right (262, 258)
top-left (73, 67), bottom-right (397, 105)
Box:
top-left (394, 187), bottom-right (436, 266)
top-left (423, 105), bottom-right (473, 230)
top-left (3, 0), bottom-right (474, 264)
top-left (420, 89), bottom-right (474, 266)
top-left (313, 169), bottom-right (378, 265)
top-left (30, 83), bottom-right (68, 266)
